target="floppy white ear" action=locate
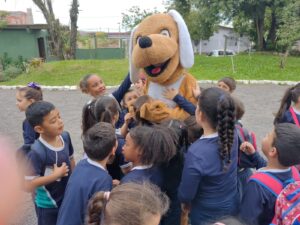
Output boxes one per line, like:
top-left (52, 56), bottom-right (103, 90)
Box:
top-left (129, 25), bottom-right (140, 83)
top-left (168, 10), bottom-right (194, 68)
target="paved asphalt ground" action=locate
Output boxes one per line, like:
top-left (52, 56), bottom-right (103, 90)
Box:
top-left (0, 84), bottom-right (290, 224)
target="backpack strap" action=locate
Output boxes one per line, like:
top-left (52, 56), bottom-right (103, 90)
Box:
top-left (31, 139), bottom-right (48, 176)
top-left (249, 172), bottom-right (283, 196)
top-left (236, 124), bottom-right (246, 142)
top-left (290, 107), bottom-right (300, 127)
top-left (291, 166), bottom-right (300, 181)
top-left (250, 132), bottom-right (257, 150)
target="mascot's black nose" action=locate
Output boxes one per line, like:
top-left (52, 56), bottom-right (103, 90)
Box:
top-left (139, 36), bottom-right (152, 49)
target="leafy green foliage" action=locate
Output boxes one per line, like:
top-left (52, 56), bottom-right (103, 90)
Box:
top-left (276, 0), bottom-right (300, 52)
top-left (0, 11), bottom-right (8, 29)
top-left (121, 6), bottom-right (161, 31)
top-left (0, 53), bottom-right (28, 81)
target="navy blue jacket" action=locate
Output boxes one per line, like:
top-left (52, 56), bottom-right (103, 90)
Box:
top-left (57, 159), bottom-right (112, 225)
top-left (240, 168), bottom-right (293, 225)
top-left (178, 133), bottom-right (239, 224)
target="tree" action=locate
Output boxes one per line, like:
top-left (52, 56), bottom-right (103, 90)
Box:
top-left (121, 6), bottom-right (160, 31)
top-left (167, 0), bottom-right (221, 52)
top-left (0, 11), bottom-right (8, 29)
top-left (276, 0), bottom-right (300, 68)
top-left (32, 0), bottom-right (79, 60)
top-left (32, 0), bottom-right (64, 59)
top-left (69, 0), bottom-right (79, 59)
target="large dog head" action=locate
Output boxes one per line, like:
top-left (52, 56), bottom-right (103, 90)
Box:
top-left (129, 10), bottom-right (194, 85)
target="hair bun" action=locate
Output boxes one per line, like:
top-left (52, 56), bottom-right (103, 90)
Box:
top-left (27, 82), bottom-right (41, 90)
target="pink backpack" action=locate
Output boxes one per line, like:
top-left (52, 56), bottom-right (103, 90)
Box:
top-left (249, 166), bottom-right (300, 225)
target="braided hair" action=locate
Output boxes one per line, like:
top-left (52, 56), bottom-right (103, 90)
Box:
top-left (198, 87), bottom-right (236, 170)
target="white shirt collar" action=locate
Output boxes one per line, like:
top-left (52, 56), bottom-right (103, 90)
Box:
top-left (131, 164), bottom-right (153, 171)
top-left (292, 107), bottom-right (300, 115)
top-left (200, 132), bottom-right (218, 140)
top-left (39, 135), bottom-right (64, 151)
top-left (258, 167), bottom-right (291, 173)
top-left (87, 158), bottom-right (106, 171)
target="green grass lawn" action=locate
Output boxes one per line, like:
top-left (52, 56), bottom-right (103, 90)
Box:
top-left (1, 53), bottom-right (299, 86)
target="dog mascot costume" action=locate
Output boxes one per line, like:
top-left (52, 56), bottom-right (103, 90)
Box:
top-left (129, 10), bottom-right (198, 122)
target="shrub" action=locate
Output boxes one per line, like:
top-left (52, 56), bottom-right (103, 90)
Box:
top-left (3, 65), bottom-right (23, 80)
top-left (289, 49), bottom-right (300, 57)
top-left (0, 52), bottom-right (12, 70)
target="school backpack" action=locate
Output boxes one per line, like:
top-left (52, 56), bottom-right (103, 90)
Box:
top-left (249, 166), bottom-right (300, 225)
top-left (290, 107), bottom-right (300, 128)
top-left (289, 108), bottom-right (300, 172)
top-left (235, 123), bottom-right (257, 150)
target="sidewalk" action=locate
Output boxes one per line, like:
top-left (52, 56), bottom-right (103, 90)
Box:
top-left (0, 83), bottom-right (290, 225)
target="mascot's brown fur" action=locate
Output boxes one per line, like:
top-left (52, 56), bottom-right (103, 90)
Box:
top-left (130, 10), bottom-right (198, 121)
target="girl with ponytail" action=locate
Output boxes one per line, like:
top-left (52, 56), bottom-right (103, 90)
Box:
top-left (178, 87), bottom-right (239, 225)
top-left (274, 83), bottom-right (300, 126)
top-left (81, 96), bottom-right (131, 180)
top-left (86, 182), bottom-right (169, 225)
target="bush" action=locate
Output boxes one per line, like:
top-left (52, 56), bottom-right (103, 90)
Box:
top-left (2, 66), bottom-right (23, 80)
top-left (289, 49), bottom-right (300, 57)
top-left (0, 52), bottom-right (12, 70)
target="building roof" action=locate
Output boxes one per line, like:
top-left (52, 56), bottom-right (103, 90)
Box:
top-left (1, 24), bottom-right (48, 30)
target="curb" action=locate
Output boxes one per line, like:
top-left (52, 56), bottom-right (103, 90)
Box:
top-left (0, 80), bottom-right (299, 91)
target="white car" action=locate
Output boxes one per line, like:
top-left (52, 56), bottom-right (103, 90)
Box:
top-left (207, 50), bottom-right (235, 56)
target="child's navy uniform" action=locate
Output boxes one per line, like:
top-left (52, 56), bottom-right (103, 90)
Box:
top-left (178, 132), bottom-right (239, 225)
top-left (111, 72), bottom-right (131, 104)
top-left (279, 107), bottom-right (300, 124)
top-left (173, 94), bottom-right (196, 116)
top-left (120, 165), bottom-right (164, 188)
top-left (20, 119), bottom-right (39, 154)
top-left (107, 134), bottom-right (131, 180)
top-left (57, 158), bottom-right (112, 225)
top-left (240, 168), bottom-right (293, 225)
top-left (26, 131), bottom-right (74, 225)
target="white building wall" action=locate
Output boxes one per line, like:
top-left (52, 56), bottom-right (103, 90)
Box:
top-left (195, 26), bottom-right (252, 54)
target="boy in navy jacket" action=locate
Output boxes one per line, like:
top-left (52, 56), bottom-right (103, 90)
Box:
top-left (57, 122), bottom-right (117, 225)
top-left (240, 123), bottom-right (300, 225)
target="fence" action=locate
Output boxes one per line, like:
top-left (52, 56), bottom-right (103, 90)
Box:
top-left (75, 48), bottom-right (125, 60)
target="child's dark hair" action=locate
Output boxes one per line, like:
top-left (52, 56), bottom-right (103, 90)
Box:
top-left (79, 74), bottom-right (94, 93)
top-left (133, 95), bottom-right (153, 126)
top-left (82, 96), bottom-right (120, 134)
top-left (159, 120), bottom-right (188, 191)
top-left (218, 77), bottom-right (236, 92)
top-left (25, 101), bottom-right (55, 128)
top-left (233, 96), bottom-right (245, 121)
top-left (82, 99), bottom-right (97, 134)
top-left (183, 116), bottom-right (203, 144)
top-left (129, 125), bottom-right (176, 165)
top-left (198, 87), bottom-right (236, 169)
top-left (273, 123), bottom-right (300, 167)
top-left (18, 85), bottom-right (43, 101)
top-left (94, 96), bottom-right (120, 123)
top-left (274, 83), bottom-right (300, 124)
top-left (86, 182), bottom-right (169, 225)
top-left (82, 122), bottom-right (116, 161)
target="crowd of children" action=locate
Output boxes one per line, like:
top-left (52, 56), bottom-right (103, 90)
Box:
top-left (14, 73), bottom-right (300, 225)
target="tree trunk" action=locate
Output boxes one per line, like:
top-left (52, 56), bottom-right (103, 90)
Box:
top-left (267, 9), bottom-right (277, 49)
top-left (280, 49), bottom-right (289, 69)
top-left (255, 16), bottom-right (265, 51)
top-left (69, 0), bottom-right (79, 59)
top-left (32, 0), bottom-right (65, 60)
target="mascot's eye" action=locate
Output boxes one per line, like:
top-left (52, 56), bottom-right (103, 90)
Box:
top-left (136, 36), bottom-right (141, 44)
top-left (160, 29), bottom-right (170, 37)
